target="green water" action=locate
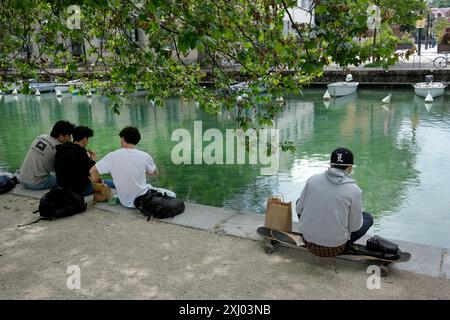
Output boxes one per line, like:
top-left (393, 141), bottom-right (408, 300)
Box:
top-left (1, 90), bottom-right (449, 248)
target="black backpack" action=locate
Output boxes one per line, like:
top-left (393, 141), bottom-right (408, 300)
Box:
top-left (18, 187), bottom-right (87, 228)
top-left (134, 189), bottom-right (185, 221)
top-left (366, 235), bottom-right (399, 255)
top-left (36, 187), bottom-right (87, 219)
top-left (0, 176), bottom-right (18, 194)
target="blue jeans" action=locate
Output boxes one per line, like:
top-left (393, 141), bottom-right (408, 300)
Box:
top-left (82, 179), bottom-right (115, 196)
top-left (22, 174), bottom-right (57, 190)
top-left (350, 212), bottom-right (374, 243)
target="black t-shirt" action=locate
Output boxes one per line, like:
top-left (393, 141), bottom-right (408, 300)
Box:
top-left (54, 142), bottom-right (94, 195)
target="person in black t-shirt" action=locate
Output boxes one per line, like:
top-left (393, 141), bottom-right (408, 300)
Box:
top-left (54, 126), bottom-right (96, 195)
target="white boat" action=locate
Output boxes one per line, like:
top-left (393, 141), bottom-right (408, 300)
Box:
top-left (327, 74), bottom-right (359, 97)
top-left (30, 83), bottom-right (55, 93)
top-left (54, 79), bottom-right (82, 93)
top-left (54, 85), bottom-right (70, 93)
top-left (414, 76), bottom-right (446, 98)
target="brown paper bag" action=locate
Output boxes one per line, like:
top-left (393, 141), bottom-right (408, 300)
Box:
top-left (264, 197), bottom-right (292, 232)
top-left (92, 182), bottom-right (112, 202)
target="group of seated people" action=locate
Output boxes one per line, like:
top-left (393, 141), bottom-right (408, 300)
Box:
top-left (19, 120), bottom-right (173, 208)
top-left (18, 120), bottom-right (374, 257)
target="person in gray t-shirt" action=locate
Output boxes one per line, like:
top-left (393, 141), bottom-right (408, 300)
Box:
top-left (19, 121), bottom-right (75, 189)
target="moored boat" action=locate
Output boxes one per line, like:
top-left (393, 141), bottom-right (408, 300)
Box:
top-left (327, 74), bottom-right (359, 97)
top-left (414, 76), bottom-right (446, 98)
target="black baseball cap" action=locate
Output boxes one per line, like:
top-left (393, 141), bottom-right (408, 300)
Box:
top-left (330, 147), bottom-right (354, 167)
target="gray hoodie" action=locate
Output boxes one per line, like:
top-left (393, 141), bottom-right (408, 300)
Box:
top-left (296, 167), bottom-right (363, 247)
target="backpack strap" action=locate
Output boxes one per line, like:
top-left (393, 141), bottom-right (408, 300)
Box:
top-left (17, 217), bottom-right (43, 228)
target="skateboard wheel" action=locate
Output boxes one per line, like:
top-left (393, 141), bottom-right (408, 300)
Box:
top-left (264, 239), bottom-right (274, 254)
top-left (380, 265), bottom-right (389, 277)
top-left (264, 244), bottom-right (274, 254)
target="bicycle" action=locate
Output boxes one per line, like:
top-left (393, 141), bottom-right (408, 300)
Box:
top-left (433, 52), bottom-right (449, 69)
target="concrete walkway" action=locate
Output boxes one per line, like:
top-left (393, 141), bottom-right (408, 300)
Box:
top-left (1, 186), bottom-right (449, 299)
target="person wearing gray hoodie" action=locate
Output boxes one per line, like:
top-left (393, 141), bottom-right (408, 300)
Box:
top-left (296, 148), bottom-right (373, 257)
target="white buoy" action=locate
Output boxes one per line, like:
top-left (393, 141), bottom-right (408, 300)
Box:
top-left (323, 100), bottom-right (331, 109)
top-left (425, 91), bottom-right (433, 103)
top-left (55, 89), bottom-right (62, 97)
top-left (12, 88), bottom-right (18, 95)
top-left (425, 103), bottom-right (433, 113)
top-left (323, 90), bottom-right (331, 100)
top-left (276, 96), bottom-right (284, 103)
top-left (86, 90), bottom-right (92, 98)
top-left (382, 93), bottom-right (391, 104)
top-left (35, 88), bottom-right (41, 96)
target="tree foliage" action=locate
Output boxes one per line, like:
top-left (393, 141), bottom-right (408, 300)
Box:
top-left (0, 0), bottom-right (426, 145)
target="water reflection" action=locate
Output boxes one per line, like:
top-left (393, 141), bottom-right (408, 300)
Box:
top-left (1, 90), bottom-right (449, 246)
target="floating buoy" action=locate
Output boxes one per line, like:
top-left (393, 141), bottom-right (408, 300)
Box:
top-left (323, 100), bottom-right (331, 109)
top-left (382, 93), bottom-right (391, 104)
top-left (425, 91), bottom-right (433, 103)
top-left (12, 88), bottom-right (18, 95)
top-left (424, 103), bottom-right (433, 113)
top-left (276, 96), bottom-right (284, 103)
top-left (86, 90), bottom-right (92, 98)
top-left (323, 90), bottom-right (331, 100)
top-left (55, 89), bottom-right (62, 97)
top-left (35, 88), bottom-right (41, 96)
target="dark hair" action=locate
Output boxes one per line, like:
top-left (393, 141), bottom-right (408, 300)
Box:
top-left (50, 120), bottom-right (75, 138)
top-left (72, 126), bottom-right (94, 142)
top-left (330, 147), bottom-right (354, 171)
top-left (119, 126), bottom-right (141, 145)
top-left (331, 164), bottom-right (351, 171)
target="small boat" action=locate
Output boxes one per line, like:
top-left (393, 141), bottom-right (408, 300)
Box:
top-left (29, 82), bottom-right (55, 93)
top-left (327, 74), bottom-right (359, 97)
top-left (54, 79), bottom-right (82, 93)
top-left (414, 75), bottom-right (446, 99)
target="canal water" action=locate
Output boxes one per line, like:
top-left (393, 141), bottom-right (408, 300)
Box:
top-left (0, 89), bottom-right (449, 248)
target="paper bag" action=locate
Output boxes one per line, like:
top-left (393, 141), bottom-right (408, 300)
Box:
top-left (264, 197), bottom-right (292, 232)
top-left (92, 182), bottom-right (112, 202)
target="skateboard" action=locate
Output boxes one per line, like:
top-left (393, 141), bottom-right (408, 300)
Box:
top-left (257, 227), bottom-right (411, 277)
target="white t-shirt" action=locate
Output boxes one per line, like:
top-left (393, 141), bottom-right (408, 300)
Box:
top-left (96, 148), bottom-right (157, 208)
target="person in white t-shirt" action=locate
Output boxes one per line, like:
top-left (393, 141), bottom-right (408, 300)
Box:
top-left (89, 126), bottom-right (174, 208)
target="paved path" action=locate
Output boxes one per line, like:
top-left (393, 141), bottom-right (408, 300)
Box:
top-left (1, 189), bottom-right (450, 299)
